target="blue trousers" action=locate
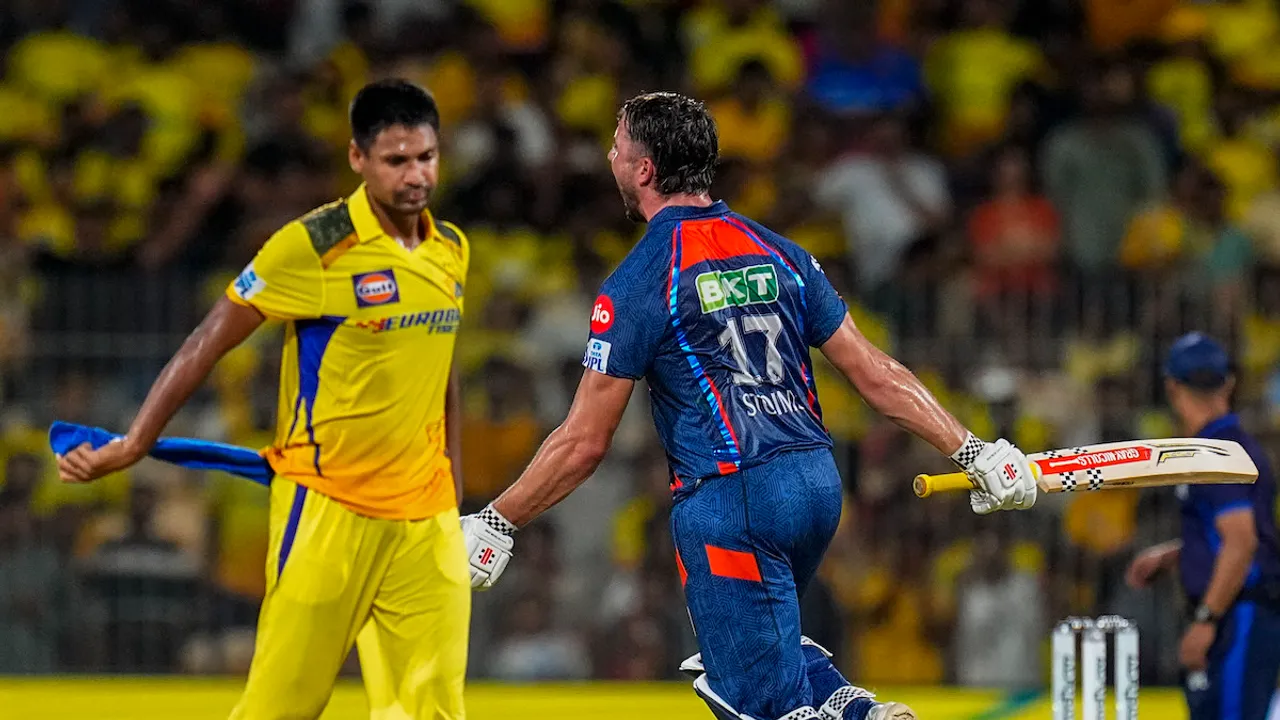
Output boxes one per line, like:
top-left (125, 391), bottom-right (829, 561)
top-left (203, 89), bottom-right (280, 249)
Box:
top-left (1186, 601), bottom-right (1280, 720)
top-left (671, 448), bottom-right (845, 719)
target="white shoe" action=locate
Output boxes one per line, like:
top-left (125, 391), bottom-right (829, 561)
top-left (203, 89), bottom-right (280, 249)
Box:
top-left (867, 702), bottom-right (917, 720)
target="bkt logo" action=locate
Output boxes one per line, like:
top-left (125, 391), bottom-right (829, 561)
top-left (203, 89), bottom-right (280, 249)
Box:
top-left (696, 264), bottom-right (778, 313)
top-left (352, 269), bottom-right (400, 308)
top-left (355, 308), bottom-right (460, 334)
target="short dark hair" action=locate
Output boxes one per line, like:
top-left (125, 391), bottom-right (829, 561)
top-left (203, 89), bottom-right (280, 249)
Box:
top-left (619, 92), bottom-right (718, 196)
top-left (349, 79), bottom-right (441, 151)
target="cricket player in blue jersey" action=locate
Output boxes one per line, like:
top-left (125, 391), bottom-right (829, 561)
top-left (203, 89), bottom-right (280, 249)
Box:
top-left (1127, 333), bottom-right (1280, 720)
top-left (459, 93), bottom-right (1039, 720)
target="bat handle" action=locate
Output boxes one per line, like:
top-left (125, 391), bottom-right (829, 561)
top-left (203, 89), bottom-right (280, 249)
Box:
top-left (913, 471), bottom-right (975, 498)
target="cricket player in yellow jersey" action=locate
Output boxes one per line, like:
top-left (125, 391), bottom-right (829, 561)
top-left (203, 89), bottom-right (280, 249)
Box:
top-left (57, 79), bottom-right (472, 719)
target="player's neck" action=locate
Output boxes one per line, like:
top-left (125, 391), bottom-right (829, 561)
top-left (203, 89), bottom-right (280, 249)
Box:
top-left (1181, 403), bottom-right (1231, 435)
top-left (368, 195), bottom-right (425, 248)
top-left (642, 192), bottom-right (714, 221)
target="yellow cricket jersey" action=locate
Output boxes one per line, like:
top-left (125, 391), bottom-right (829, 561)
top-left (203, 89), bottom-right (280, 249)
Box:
top-left (226, 185), bottom-right (469, 521)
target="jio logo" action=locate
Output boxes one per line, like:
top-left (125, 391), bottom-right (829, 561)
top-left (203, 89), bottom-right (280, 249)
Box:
top-left (591, 295), bottom-right (614, 334)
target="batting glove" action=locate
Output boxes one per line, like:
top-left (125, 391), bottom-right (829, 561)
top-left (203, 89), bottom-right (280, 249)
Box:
top-left (461, 505), bottom-right (516, 589)
top-left (952, 435), bottom-right (1038, 514)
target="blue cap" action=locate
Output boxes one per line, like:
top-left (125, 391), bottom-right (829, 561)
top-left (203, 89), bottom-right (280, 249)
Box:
top-left (1164, 332), bottom-right (1231, 390)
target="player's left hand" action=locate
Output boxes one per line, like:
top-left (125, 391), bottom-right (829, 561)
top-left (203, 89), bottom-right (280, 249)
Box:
top-left (57, 438), bottom-right (145, 483)
top-left (460, 505), bottom-right (516, 590)
top-left (1179, 621), bottom-right (1215, 671)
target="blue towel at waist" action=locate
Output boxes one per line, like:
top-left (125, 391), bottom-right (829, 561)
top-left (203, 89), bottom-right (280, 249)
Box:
top-left (48, 421), bottom-right (273, 486)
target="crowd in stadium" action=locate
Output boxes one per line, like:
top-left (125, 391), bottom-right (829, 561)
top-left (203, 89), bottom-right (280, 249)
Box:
top-left (3, 0), bottom-right (1280, 689)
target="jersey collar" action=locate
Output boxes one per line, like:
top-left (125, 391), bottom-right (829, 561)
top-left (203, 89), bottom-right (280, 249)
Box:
top-left (347, 183), bottom-right (438, 244)
top-left (650, 200), bottom-right (730, 225)
top-left (1196, 412), bottom-right (1240, 438)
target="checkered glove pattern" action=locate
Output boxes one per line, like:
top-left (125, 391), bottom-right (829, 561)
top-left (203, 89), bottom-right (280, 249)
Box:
top-left (461, 504), bottom-right (516, 590)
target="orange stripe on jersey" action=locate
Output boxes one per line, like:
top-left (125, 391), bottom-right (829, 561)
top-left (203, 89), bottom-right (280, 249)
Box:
top-left (678, 218), bottom-right (770, 271)
top-left (676, 548), bottom-right (688, 586)
top-left (705, 545), bottom-right (762, 582)
top-left (319, 233), bottom-right (359, 268)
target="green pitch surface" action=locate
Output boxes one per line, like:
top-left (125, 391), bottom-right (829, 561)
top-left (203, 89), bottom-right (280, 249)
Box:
top-left (0, 678), bottom-right (1188, 719)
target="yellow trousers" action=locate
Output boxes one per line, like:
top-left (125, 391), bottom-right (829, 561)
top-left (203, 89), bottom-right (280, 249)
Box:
top-left (229, 477), bottom-right (469, 720)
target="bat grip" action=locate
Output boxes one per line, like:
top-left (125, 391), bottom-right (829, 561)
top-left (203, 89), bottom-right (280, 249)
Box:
top-left (913, 471), bottom-right (975, 498)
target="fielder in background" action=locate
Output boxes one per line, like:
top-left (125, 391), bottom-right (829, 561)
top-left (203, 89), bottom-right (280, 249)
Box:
top-left (1127, 332), bottom-right (1280, 720)
top-left (56, 80), bottom-right (472, 720)
top-left (459, 91), bottom-right (1039, 720)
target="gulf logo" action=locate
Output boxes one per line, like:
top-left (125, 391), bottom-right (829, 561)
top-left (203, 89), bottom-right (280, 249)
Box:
top-left (352, 269), bottom-right (401, 308)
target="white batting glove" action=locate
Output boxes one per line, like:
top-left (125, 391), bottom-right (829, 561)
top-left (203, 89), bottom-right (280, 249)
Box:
top-left (460, 505), bottom-right (516, 589)
top-left (951, 435), bottom-right (1038, 515)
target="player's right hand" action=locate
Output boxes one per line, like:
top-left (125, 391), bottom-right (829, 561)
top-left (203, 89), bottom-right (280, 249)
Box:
top-left (460, 506), bottom-right (515, 590)
top-left (57, 438), bottom-right (145, 483)
top-left (1125, 546), bottom-right (1168, 589)
top-left (968, 438), bottom-right (1037, 514)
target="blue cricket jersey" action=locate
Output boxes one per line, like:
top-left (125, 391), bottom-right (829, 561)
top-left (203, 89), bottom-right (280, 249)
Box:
top-left (1179, 413), bottom-right (1280, 601)
top-left (581, 201), bottom-right (848, 493)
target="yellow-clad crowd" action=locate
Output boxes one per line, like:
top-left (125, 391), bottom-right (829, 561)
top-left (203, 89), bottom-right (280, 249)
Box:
top-left (4, 0), bottom-right (1280, 687)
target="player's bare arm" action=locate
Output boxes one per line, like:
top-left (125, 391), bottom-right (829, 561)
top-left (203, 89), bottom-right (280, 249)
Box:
top-left (818, 314), bottom-right (966, 455)
top-left (1180, 507), bottom-right (1258, 670)
top-left (458, 370), bottom-right (633, 589)
top-left (1197, 508), bottom-right (1258, 618)
top-left (446, 364), bottom-right (463, 505)
top-left (491, 370), bottom-right (634, 526)
top-left (818, 312), bottom-right (1038, 514)
top-left (1125, 539), bottom-right (1182, 589)
top-left (57, 297), bottom-right (265, 483)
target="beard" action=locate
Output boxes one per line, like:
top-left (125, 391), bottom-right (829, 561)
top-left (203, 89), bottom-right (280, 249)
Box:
top-left (392, 187), bottom-right (432, 214)
top-left (617, 182), bottom-right (644, 223)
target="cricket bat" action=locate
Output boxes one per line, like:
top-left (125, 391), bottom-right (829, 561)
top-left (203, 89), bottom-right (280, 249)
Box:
top-left (913, 438), bottom-right (1258, 498)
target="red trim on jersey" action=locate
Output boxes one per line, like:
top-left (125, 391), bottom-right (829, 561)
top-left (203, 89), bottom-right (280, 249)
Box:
top-left (716, 461), bottom-right (740, 475)
top-left (705, 545), bottom-right (763, 582)
top-left (676, 549), bottom-right (688, 586)
top-left (704, 377), bottom-right (742, 454)
top-left (679, 218), bottom-right (769, 271)
top-left (799, 365), bottom-right (822, 423)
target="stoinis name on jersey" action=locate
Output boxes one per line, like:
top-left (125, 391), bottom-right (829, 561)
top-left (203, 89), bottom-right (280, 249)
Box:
top-left (696, 264), bottom-right (778, 313)
top-left (352, 269), bottom-right (400, 308)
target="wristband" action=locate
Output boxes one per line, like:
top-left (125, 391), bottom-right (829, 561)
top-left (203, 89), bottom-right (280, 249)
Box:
top-left (1192, 604), bottom-right (1220, 625)
top-left (478, 505), bottom-right (517, 536)
top-left (949, 433), bottom-right (986, 470)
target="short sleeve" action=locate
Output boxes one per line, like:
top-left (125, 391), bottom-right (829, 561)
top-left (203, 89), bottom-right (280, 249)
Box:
top-left (226, 223), bottom-right (324, 320)
top-left (802, 253), bottom-right (848, 347)
top-left (582, 270), bottom-right (667, 381)
top-left (1189, 483), bottom-right (1254, 519)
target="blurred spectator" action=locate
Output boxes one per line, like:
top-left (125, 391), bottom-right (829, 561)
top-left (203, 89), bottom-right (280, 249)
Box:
top-left (682, 0), bottom-right (804, 96)
top-left (924, 0), bottom-right (1046, 156)
top-left (1147, 32), bottom-right (1218, 156)
top-left (79, 481), bottom-right (201, 672)
top-left (1044, 61), bottom-right (1168, 299)
top-left (804, 3), bottom-right (923, 117)
top-left (967, 144), bottom-right (1060, 344)
top-left (710, 60), bottom-right (792, 166)
top-left (461, 356), bottom-right (540, 501)
top-left (1203, 87), bottom-right (1277, 224)
top-left (0, 489), bottom-right (65, 673)
top-left (815, 112), bottom-right (951, 310)
top-left (1123, 162), bottom-right (1253, 335)
top-left (952, 527), bottom-right (1045, 689)
top-left (488, 590), bottom-right (591, 681)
